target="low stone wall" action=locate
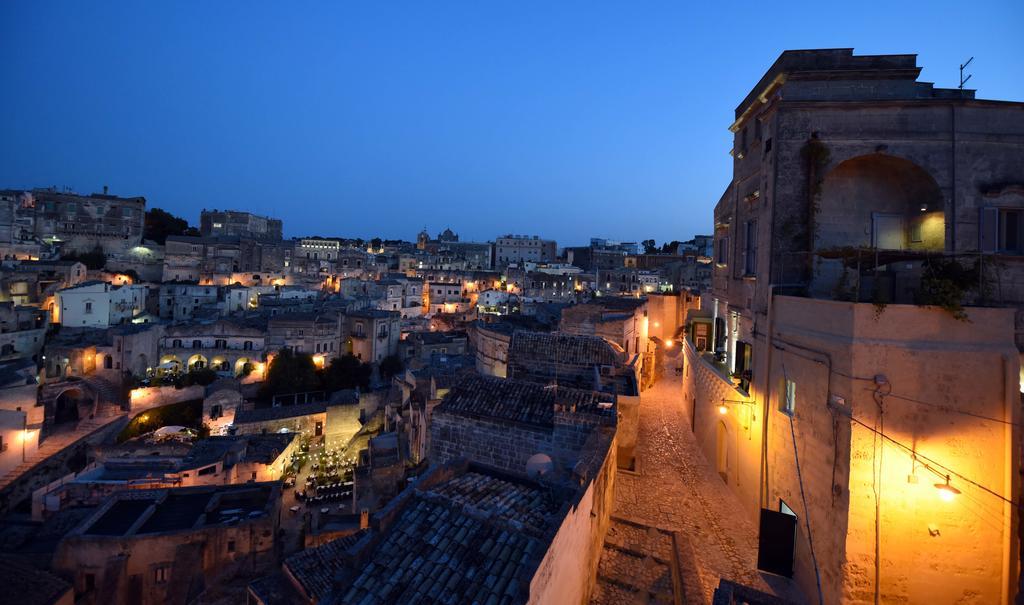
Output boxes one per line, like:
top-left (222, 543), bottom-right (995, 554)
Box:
top-left (128, 384), bottom-right (205, 413)
top-left (0, 418), bottom-right (126, 516)
top-left (529, 428), bottom-right (617, 605)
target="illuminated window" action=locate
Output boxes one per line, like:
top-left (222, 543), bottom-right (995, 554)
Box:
top-left (154, 566), bottom-right (168, 584)
top-left (780, 379), bottom-right (796, 416)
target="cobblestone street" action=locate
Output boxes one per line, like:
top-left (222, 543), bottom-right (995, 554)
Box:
top-left (591, 359), bottom-right (804, 604)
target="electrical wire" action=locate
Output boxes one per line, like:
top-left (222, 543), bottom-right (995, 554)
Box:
top-left (781, 360), bottom-right (824, 605)
top-left (870, 388), bottom-right (1022, 427)
top-left (848, 414), bottom-right (1013, 505)
top-left (775, 340), bottom-right (1021, 428)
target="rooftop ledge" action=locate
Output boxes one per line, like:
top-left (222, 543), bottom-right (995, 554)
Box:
top-left (772, 296), bottom-right (1018, 349)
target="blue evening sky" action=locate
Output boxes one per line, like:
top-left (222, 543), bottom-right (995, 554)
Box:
top-left (2, 1), bottom-right (1022, 246)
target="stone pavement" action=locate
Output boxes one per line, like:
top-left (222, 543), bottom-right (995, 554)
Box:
top-left (590, 360), bottom-right (805, 604)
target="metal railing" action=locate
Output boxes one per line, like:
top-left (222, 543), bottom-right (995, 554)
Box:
top-left (769, 249), bottom-right (1022, 307)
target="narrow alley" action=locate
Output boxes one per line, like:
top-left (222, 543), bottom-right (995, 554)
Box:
top-left (591, 360), bottom-right (802, 604)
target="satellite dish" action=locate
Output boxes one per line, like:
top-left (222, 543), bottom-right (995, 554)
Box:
top-left (525, 453), bottom-right (554, 478)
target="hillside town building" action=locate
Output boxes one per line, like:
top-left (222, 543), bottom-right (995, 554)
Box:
top-left (682, 48), bottom-right (1024, 605)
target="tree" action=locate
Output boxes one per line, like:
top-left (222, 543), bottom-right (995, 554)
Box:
top-left (144, 208), bottom-right (193, 244)
top-left (370, 237), bottom-right (383, 250)
top-left (261, 349), bottom-right (322, 399)
top-left (62, 244), bottom-right (107, 270)
top-left (642, 239), bottom-right (657, 254)
top-left (322, 354), bottom-right (372, 391)
top-left (661, 240), bottom-right (682, 254)
top-left (379, 355), bottom-right (404, 381)
top-left (183, 367), bottom-right (218, 387)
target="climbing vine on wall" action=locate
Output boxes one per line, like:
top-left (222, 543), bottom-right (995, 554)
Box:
top-left (800, 137), bottom-right (831, 217)
top-left (798, 136), bottom-right (831, 282)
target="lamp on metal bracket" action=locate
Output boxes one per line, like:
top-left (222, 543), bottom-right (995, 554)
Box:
top-left (718, 397), bottom-right (753, 416)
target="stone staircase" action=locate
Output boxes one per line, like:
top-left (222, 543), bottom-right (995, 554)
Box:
top-left (590, 516), bottom-right (681, 604)
top-left (0, 414), bottom-right (126, 491)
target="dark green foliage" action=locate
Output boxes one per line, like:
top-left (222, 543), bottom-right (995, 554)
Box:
top-left (117, 399), bottom-right (203, 442)
top-left (322, 354), bottom-right (372, 391)
top-left (641, 239), bottom-right (657, 254)
top-left (183, 367), bottom-right (218, 386)
top-left (62, 244), bottom-right (106, 270)
top-left (917, 258), bottom-right (980, 321)
top-left (261, 349), bottom-right (322, 399)
top-left (144, 207), bottom-right (193, 245)
top-left (379, 354), bottom-right (404, 381)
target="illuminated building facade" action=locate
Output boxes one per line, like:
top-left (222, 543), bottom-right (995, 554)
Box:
top-left (681, 48), bottom-right (1024, 604)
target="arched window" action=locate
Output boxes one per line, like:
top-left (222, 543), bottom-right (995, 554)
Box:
top-left (192, 340), bottom-right (202, 349)
top-left (172, 339), bottom-right (182, 348)
top-left (243, 341), bottom-right (253, 351)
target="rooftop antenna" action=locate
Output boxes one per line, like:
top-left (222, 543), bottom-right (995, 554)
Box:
top-left (959, 56), bottom-right (974, 90)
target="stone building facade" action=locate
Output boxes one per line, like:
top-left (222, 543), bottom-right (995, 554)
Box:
top-left (53, 483), bottom-right (280, 605)
top-left (0, 188), bottom-right (145, 256)
top-left (200, 210), bottom-right (282, 242)
top-left (159, 319), bottom-right (266, 376)
top-left (494, 234), bottom-right (557, 268)
top-left (690, 48), bottom-right (1024, 605)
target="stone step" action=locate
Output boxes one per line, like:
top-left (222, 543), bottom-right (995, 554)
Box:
top-left (597, 543), bottom-right (674, 598)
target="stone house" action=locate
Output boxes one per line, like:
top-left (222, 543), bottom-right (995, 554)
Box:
top-left (687, 48), bottom-right (1024, 604)
top-left (0, 301), bottom-right (47, 363)
top-left (266, 311), bottom-right (343, 359)
top-left (159, 319), bottom-right (266, 377)
top-left (55, 281), bottom-right (146, 327)
top-left (344, 308), bottom-right (400, 363)
top-left (54, 483), bottom-right (280, 605)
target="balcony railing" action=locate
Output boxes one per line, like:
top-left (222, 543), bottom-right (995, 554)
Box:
top-left (770, 250), bottom-right (1021, 309)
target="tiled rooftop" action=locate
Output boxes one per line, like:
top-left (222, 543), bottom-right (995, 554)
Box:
top-left (426, 471), bottom-right (560, 537)
top-left (285, 530), bottom-right (368, 601)
top-left (0, 555), bottom-right (71, 605)
top-left (436, 374), bottom-right (610, 428)
top-left (339, 495), bottom-right (541, 605)
top-left (509, 331), bottom-right (624, 367)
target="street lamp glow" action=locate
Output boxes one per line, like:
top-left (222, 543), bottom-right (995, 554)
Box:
top-left (934, 475), bottom-right (960, 502)
top-left (717, 404), bottom-right (728, 415)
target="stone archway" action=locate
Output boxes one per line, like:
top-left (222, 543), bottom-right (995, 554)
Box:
top-left (234, 357), bottom-right (253, 377)
top-left (187, 354), bottom-right (208, 371)
top-left (210, 355), bottom-right (231, 373)
top-left (817, 153), bottom-right (945, 252)
top-left (54, 388), bottom-right (85, 424)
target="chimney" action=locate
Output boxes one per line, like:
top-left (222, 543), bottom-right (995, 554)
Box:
top-left (103, 185), bottom-right (108, 195)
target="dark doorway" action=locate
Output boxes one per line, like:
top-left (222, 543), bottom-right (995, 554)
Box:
top-left (757, 507), bottom-right (796, 577)
top-left (314, 421), bottom-right (323, 437)
top-left (55, 388), bottom-right (86, 424)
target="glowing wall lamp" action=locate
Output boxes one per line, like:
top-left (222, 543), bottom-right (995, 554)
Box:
top-left (934, 475), bottom-right (961, 502)
top-left (717, 403), bottom-right (729, 415)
